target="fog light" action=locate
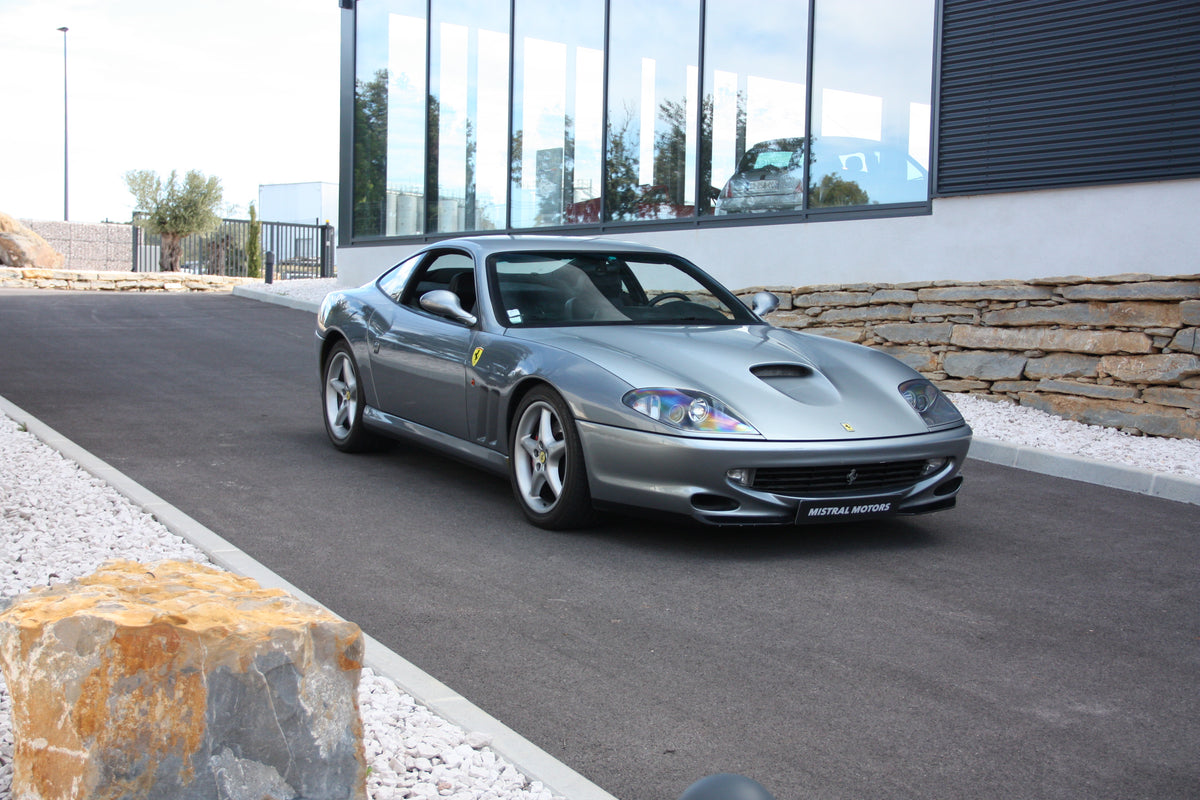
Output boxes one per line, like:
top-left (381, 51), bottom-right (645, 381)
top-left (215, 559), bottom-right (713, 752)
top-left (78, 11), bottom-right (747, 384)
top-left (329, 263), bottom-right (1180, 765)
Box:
top-left (727, 467), bottom-right (755, 487)
top-left (921, 458), bottom-right (949, 477)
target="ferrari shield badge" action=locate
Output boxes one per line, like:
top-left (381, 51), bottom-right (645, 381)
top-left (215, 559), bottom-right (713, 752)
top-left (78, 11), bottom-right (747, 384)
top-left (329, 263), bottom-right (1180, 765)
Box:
top-left (842, 422), bottom-right (855, 432)
top-left (471, 347), bottom-right (484, 367)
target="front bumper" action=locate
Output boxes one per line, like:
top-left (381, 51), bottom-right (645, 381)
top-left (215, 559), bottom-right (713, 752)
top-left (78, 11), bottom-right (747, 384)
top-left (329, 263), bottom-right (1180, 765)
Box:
top-left (578, 421), bottom-right (972, 525)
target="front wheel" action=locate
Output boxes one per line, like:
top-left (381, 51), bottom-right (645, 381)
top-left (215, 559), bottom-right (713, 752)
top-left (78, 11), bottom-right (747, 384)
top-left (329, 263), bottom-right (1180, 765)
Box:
top-left (509, 388), bottom-right (595, 530)
top-left (322, 341), bottom-right (379, 452)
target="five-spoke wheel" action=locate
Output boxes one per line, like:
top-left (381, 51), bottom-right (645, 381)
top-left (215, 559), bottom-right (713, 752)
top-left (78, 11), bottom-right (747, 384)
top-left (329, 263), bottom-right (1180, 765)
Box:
top-left (323, 341), bottom-right (377, 452)
top-left (509, 387), bottom-right (594, 529)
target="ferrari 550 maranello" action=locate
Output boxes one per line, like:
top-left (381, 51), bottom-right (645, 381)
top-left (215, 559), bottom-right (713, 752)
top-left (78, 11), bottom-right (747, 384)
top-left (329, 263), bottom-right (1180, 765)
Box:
top-left (317, 236), bottom-right (971, 529)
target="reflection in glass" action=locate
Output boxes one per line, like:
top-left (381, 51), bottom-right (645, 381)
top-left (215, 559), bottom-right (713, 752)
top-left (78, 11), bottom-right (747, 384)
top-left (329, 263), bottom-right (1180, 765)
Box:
top-left (429, 0), bottom-right (510, 233)
top-left (605, 0), bottom-right (700, 222)
top-left (511, 1), bottom-right (605, 228)
top-left (353, 0), bottom-right (427, 237)
top-left (351, 0), bottom-right (937, 239)
top-left (808, 0), bottom-right (935, 207)
top-left (703, 1), bottom-right (809, 216)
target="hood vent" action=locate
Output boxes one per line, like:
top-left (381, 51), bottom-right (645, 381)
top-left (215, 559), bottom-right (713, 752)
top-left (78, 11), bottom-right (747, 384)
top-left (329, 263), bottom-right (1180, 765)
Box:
top-left (751, 362), bottom-right (840, 407)
top-left (751, 364), bottom-right (812, 379)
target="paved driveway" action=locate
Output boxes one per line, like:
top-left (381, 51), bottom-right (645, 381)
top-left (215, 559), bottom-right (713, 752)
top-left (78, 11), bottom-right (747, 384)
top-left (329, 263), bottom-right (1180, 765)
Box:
top-left (1, 290), bottom-right (1197, 800)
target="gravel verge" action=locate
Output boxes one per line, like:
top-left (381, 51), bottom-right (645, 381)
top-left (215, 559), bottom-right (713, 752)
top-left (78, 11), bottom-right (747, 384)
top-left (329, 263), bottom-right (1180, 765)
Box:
top-left (0, 410), bottom-right (561, 800)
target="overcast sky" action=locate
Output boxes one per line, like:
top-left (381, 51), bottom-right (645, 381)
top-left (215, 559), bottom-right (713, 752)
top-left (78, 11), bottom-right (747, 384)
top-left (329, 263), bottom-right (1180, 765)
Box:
top-left (0, 0), bottom-right (341, 224)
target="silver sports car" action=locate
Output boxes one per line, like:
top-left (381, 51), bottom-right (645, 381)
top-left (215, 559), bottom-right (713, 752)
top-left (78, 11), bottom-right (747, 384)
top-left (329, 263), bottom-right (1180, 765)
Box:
top-left (317, 236), bottom-right (971, 529)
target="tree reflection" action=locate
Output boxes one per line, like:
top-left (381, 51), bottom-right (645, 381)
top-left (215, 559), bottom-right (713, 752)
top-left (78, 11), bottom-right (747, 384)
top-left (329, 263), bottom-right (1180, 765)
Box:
top-left (352, 69), bottom-right (388, 237)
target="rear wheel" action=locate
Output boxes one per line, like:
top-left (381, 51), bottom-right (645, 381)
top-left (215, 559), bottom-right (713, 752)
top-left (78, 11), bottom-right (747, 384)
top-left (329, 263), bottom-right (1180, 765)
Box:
top-left (509, 387), bottom-right (595, 530)
top-left (322, 341), bottom-right (379, 452)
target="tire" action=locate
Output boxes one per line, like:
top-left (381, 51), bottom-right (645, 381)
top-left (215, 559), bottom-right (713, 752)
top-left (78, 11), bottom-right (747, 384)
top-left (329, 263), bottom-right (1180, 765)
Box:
top-left (322, 341), bottom-right (379, 452)
top-left (509, 387), bottom-right (595, 530)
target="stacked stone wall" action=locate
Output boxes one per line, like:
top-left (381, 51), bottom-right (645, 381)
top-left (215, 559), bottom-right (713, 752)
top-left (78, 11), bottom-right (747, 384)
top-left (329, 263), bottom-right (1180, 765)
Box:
top-left (0, 267), bottom-right (252, 292)
top-left (20, 219), bottom-right (132, 272)
top-left (746, 274), bottom-right (1200, 439)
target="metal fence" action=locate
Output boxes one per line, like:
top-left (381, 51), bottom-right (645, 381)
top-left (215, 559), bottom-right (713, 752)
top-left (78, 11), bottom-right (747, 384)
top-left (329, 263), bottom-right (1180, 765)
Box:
top-left (132, 215), bottom-right (335, 280)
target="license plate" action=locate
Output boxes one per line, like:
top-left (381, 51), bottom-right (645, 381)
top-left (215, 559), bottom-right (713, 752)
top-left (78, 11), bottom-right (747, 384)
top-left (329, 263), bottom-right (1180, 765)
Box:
top-left (749, 180), bottom-right (778, 193)
top-left (797, 497), bottom-right (899, 523)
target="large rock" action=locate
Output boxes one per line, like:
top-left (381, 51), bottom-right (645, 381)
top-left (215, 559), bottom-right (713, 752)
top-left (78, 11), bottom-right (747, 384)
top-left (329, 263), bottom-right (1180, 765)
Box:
top-left (1018, 393), bottom-right (1200, 439)
top-left (1058, 281), bottom-right (1200, 302)
top-left (943, 351), bottom-right (1027, 380)
top-left (0, 560), bottom-right (366, 800)
top-left (982, 301), bottom-right (1181, 329)
top-left (950, 325), bottom-right (1153, 355)
top-left (1097, 354), bottom-right (1200, 384)
top-left (0, 212), bottom-right (65, 269)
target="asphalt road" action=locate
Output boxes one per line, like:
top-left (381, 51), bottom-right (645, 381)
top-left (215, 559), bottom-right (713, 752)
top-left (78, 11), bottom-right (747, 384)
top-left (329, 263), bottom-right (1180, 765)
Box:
top-left (2, 290), bottom-right (1197, 800)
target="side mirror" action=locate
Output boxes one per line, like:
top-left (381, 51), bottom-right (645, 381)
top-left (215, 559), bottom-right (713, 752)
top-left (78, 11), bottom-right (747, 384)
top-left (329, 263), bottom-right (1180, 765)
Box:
top-left (420, 289), bottom-right (477, 326)
top-left (751, 291), bottom-right (780, 317)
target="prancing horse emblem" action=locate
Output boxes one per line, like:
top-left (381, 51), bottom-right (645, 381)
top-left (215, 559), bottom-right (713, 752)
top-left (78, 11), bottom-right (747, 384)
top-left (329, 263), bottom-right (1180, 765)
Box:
top-left (842, 422), bottom-right (854, 432)
top-left (846, 469), bottom-right (859, 486)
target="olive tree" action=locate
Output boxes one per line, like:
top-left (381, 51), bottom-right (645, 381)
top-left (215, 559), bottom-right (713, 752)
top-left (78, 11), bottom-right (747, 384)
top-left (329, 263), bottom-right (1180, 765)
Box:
top-left (125, 169), bottom-right (223, 271)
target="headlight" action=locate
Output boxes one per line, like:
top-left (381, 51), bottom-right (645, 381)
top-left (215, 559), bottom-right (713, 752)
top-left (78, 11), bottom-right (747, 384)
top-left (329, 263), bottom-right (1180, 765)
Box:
top-left (898, 379), bottom-right (963, 429)
top-left (623, 388), bottom-right (758, 434)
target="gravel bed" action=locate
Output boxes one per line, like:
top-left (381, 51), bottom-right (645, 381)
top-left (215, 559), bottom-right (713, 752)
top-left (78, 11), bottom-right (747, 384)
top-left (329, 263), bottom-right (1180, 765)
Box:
top-left (0, 412), bottom-right (560, 800)
top-left (1, 280), bottom-right (1194, 797)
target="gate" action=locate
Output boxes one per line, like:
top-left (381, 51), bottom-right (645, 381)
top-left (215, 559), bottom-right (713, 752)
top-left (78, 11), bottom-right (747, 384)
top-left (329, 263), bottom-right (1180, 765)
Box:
top-left (132, 215), bottom-right (335, 280)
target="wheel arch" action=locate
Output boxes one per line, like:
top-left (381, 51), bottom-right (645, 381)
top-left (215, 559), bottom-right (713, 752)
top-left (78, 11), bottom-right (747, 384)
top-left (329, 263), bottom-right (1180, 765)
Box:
top-left (319, 327), bottom-right (380, 409)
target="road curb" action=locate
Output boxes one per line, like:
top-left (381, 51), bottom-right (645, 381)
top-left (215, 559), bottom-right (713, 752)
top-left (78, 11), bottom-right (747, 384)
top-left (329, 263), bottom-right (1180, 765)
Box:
top-left (233, 283), bottom-right (324, 312)
top-left (0, 393), bottom-right (618, 800)
top-left (967, 436), bottom-right (1200, 506)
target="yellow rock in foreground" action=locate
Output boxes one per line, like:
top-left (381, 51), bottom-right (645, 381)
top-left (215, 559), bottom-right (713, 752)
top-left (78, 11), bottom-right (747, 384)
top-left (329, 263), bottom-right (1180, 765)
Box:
top-left (0, 560), bottom-right (366, 800)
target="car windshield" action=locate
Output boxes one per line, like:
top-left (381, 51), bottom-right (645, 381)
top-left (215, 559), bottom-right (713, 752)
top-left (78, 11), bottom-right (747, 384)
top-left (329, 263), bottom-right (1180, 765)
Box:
top-left (736, 138), bottom-right (806, 173)
top-left (489, 251), bottom-right (759, 328)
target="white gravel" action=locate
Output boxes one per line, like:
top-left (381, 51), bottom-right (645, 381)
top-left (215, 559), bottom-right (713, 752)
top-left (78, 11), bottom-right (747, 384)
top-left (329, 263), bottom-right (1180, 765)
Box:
top-left (0, 279), bottom-right (1195, 798)
top-left (0, 411), bottom-right (560, 799)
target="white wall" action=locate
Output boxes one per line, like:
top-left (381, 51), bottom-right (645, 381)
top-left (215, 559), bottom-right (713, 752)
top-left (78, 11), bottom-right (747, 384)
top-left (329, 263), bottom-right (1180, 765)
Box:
top-left (336, 178), bottom-right (1200, 290)
top-left (258, 182), bottom-right (339, 231)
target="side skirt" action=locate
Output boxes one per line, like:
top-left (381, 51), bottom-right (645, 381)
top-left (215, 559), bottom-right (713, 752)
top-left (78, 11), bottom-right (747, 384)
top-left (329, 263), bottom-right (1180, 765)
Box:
top-left (363, 406), bottom-right (509, 477)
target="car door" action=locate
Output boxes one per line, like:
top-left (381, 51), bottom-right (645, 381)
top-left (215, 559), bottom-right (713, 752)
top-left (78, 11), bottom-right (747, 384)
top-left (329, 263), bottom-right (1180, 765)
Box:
top-left (366, 250), bottom-right (476, 440)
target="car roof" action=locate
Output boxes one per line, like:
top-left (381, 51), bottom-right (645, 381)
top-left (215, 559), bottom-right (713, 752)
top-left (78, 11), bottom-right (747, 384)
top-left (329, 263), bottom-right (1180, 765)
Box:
top-left (424, 234), bottom-right (675, 260)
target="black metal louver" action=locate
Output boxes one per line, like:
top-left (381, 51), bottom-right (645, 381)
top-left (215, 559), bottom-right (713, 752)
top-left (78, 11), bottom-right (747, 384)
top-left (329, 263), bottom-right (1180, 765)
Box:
top-left (936, 0), bottom-right (1200, 196)
top-left (751, 461), bottom-right (927, 497)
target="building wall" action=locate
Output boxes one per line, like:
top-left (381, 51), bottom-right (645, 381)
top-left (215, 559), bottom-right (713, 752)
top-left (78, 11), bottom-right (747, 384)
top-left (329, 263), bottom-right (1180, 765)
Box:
top-left (258, 183), bottom-right (340, 231)
top-left (336, 178), bottom-right (1200, 289)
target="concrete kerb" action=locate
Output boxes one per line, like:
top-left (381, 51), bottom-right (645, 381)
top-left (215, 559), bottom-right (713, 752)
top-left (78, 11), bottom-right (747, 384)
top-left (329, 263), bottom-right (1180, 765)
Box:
top-left (233, 283), bottom-right (1200, 509)
top-left (232, 283), bottom-right (326, 312)
top-left (0, 394), bottom-right (619, 800)
top-left (966, 437), bottom-right (1200, 506)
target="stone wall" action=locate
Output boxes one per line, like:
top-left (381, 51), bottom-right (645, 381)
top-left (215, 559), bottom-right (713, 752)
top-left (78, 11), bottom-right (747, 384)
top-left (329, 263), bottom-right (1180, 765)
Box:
top-left (749, 274), bottom-right (1200, 439)
top-left (20, 219), bottom-right (132, 271)
top-left (0, 267), bottom-right (253, 292)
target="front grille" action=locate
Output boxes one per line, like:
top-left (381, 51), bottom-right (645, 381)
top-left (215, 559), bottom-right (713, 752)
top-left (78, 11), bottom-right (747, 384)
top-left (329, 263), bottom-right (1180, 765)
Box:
top-left (751, 460), bottom-right (927, 497)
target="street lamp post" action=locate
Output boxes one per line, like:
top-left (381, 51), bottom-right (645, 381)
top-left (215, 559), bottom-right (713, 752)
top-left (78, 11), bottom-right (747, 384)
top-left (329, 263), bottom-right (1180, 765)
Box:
top-left (57, 26), bottom-right (69, 221)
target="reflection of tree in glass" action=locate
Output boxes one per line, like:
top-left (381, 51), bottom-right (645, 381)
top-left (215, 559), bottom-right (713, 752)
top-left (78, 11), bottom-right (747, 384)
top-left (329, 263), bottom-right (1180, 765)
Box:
top-left (654, 98), bottom-right (689, 211)
top-left (808, 173), bottom-right (869, 207)
top-left (604, 107), bottom-right (641, 221)
top-left (352, 69), bottom-right (388, 237)
top-left (807, 141), bottom-right (870, 207)
top-left (425, 93), bottom-right (440, 230)
top-left (510, 115), bottom-right (578, 226)
top-left (699, 91), bottom-right (746, 215)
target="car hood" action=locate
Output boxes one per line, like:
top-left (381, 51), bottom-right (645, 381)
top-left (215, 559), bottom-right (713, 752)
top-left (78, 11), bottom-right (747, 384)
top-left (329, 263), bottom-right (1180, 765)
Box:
top-left (506, 324), bottom-right (938, 441)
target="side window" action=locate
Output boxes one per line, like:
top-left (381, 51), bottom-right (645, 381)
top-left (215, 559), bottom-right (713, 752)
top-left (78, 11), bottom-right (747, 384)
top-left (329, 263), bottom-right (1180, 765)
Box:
top-left (401, 252), bottom-right (476, 314)
top-left (378, 253), bottom-right (424, 302)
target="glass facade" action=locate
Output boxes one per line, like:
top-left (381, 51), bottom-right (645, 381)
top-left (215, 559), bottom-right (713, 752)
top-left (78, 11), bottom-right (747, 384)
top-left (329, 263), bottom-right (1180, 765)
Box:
top-left (350, 0), bottom-right (936, 240)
